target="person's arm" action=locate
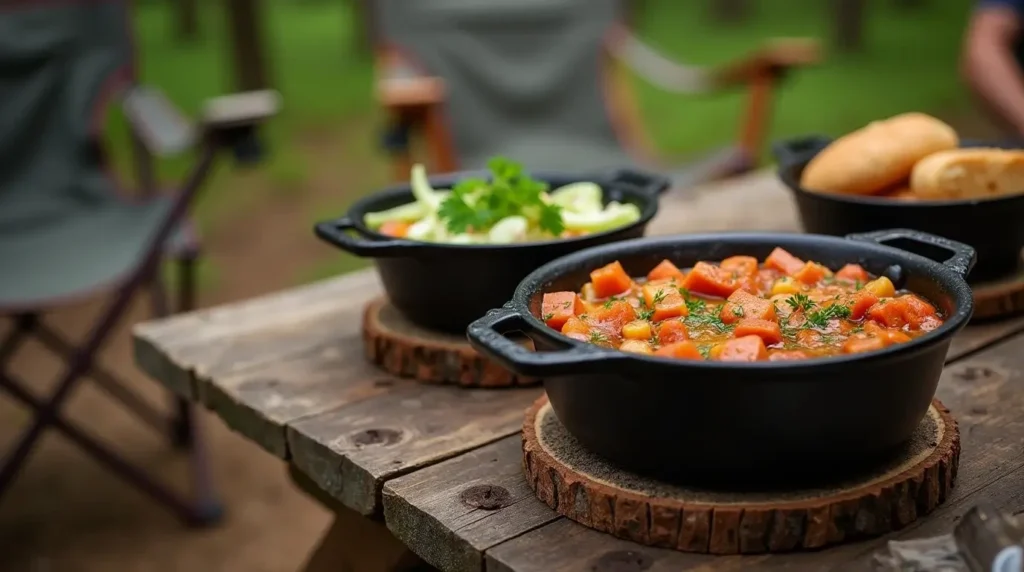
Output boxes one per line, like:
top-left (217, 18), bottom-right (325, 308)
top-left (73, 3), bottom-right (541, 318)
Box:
top-left (962, 2), bottom-right (1024, 133)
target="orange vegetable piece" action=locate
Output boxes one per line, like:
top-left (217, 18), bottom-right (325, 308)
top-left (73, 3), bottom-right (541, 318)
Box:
top-left (720, 290), bottom-right (776, 324)
top-left (717, 335), bottom-right (769, 362)
top-left (846, 290), bottom-right (879, 320)
top-left (656, 319), bottom-right (689, 344)
top-left (793, 261), bottom-right (831, 285)
top-left (769, 350), bottom-right (810, 361)
top-left (720, 256), bottom-right (759, 277)
top-left (378, 220), bottom-right (411, 238)
top-left (588, 299), bottom-right (637, 331)
top-left (733, 318), bottom-right (783, 346)
top-left (682, 262), bottom-right (742, 298)
top-left (836, 264), bottom-right (870, 283)
top-left (561, 316), bottom-right (591, 338)
top-left (764, 247), bottom-right (805, 275)
top-left (641, 283), bottom-right (688, 322)
top-left (867, 294), bottom-right (937, 330)
top-left (842, 336), bottom-right (886, 354)
top-left (647, 259), bottom-right (685, 282)
top-left (541, 292), bottom-right (584, 329)
top-left (653, 340), bottom-right (702, 360)
top-left (590, 261), bottom-right (633, 298)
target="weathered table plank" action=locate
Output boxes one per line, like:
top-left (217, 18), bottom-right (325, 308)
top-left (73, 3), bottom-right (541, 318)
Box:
top-left (385, 333), bottom-right (1024, 572)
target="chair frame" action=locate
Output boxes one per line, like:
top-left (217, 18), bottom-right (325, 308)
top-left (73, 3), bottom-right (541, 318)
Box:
top-left (0, 67), bottom-right (279, 525)
top-left (371, 3), bottom-right (821, 181)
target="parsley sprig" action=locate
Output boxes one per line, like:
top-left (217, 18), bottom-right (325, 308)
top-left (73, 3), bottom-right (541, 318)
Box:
top-left (437, 157), bottom-right (564, 236)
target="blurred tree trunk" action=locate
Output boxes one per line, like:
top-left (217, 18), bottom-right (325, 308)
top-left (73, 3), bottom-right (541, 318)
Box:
top-left (710, 0), bottom-right (749, 24)
top-left (833, 0), bottom-right (866, 53)
top-left (350, 0), bottom-right (374, 56)
top-left (173, 0), bottom-right (200, 42)
top-left (226, 0), bottom-right (272, 90)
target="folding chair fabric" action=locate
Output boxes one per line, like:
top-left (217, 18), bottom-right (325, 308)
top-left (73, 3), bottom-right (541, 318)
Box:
top-left (377, 0), bottom-right (635, 172)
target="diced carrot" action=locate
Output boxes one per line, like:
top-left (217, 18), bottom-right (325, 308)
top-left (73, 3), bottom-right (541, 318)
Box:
top-left (836, 264), bottom-right (870, 283)
top-left (880, 329), bottom-right (912, 344)
top-left (720, 256), bottom-right (759, 277)
top-left (681, 262), bottom-right (742, 298)
top-left (769, 350), bottom-right (810, 361)
top-left (900, 294), bottom-right (938, 319)
top-left (793, 261), bottom-right (831, 285)
top-left (764, 247), bottom-right (805, 275)
top-left (561, 316), bottom-right (591, 338)
top-left (588, 299), bottom-right (637, 331)
top-left (642, 283), bottom-right (688, 322)
top-left (656, 319), bottom-right (689, 344)
top-left (733, 318), bottom-right (783, 346)
top-left (541, 292), bottom-right (584, 329)
top-left (378, 220), bottom-right (411, 238)
top-left (647, 259), bottom-right (685, 282)
top-left (846, 290), bottom-right (879, 320)
top-left (842, 336), bottom-right (886, 354)
top-left (653, 340), bottom-right (703, 360)
top-left (720, 290), bottom-right (776, 324)
top-left (716, 335), bottom-right (769, 362)
top-left (590, 261), bottom-right (633, 298)
top-left (866, 294), bottom-right (937, 330)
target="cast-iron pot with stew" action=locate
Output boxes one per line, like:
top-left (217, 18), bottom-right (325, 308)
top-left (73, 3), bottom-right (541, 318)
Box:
top-left (774, 136), bottom-right (1024, 283)
top-left (467, 229), bottom-right (975, 486)
top-left (315, 168), bottom-right (671, 333)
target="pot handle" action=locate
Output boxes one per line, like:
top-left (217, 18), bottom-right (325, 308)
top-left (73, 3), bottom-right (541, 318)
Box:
top-left (845, 228), bottom-right (977, 279)
top-left (771, 135), bottom-right (832, 169)
top-left (314, 216), bottom-right (427, 257)
top-left (604, 168), bottom-right (673, 197)
top-left (466, 305), bottom-right (630, 378)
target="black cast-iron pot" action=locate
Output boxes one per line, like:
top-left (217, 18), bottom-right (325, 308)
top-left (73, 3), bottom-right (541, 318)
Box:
top-left (467, 229), bottom-right (976, 486)
top-left (314, 168), bottom-right (671, 333)
top-left (774, 136), bottom-right (1024, 283)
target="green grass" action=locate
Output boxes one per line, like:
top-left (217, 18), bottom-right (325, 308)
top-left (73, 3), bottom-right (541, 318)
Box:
top-left (120, 0), bottom-right (976, 287)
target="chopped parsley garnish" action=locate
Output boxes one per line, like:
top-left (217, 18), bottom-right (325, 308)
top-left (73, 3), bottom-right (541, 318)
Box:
top-left (542, 312), bottom-right (554, 321)
top-left (786, 293), bottom-right (816, 313)
top-left (588, 330), bottom-right (609, 344)
top-left (437, 156), bottom-right (564, 236)
top-left (806, 303), bottom-right (852, 329)
top-left (651, 289), bottom-right (667, 305)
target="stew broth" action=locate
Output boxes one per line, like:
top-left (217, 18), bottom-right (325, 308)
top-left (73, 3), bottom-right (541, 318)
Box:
top-left (539, 247), bottom-right (944, 362)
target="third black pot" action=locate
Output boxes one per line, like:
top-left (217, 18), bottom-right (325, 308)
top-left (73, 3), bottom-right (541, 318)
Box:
top-left (774, 136), bottom-right (1024, 283)
top-left (467, 229), bottom-right (975, 486)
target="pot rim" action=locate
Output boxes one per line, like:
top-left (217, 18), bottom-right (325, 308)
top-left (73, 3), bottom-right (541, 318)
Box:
top-left (315, 167), bottom-right (670, 256)
top-left (494, 230), bottom-right (975, 373)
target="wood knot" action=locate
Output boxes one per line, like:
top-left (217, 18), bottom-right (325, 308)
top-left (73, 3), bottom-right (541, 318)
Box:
top-left (953, 365), bottom-right (998, 382)
top-left (590, 550), bottom-right (653, 572)
top-left (350, 428), bottom-right (402, 448)
top-left (459, 484), bottom-right (511, 510)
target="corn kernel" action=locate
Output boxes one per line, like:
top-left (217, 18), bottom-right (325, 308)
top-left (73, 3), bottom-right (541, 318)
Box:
top-left (620, 340), bottom-right (652, 354)
top-left (864, 276), bottom-right (895, 298)
top-left (622, 320), bottom-right (652, 340)
top-left (771, 277), bottom-right (801, 296)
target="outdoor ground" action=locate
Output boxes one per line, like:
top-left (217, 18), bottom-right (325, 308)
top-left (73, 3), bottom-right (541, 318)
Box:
top-left (0, 0), bottom-right (1003, 570)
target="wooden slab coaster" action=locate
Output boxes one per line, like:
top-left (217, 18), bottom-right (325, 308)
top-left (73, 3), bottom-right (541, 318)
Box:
top-left (971, 251), bottom-right (1024, 320)
top-left (522, 396), bottom-right (960, 555)
top-left (362, 297), bottom-right (540, 388)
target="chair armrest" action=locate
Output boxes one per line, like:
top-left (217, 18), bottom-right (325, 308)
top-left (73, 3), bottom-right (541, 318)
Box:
top-left (375, 51), bottom-right (446, 110)
top-left (711, 38), bottom-right (821, 87)
top-left (121, 86), bottom-right (199, 157)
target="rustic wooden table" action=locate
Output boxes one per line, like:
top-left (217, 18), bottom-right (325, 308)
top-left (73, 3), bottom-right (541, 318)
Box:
top-left (133, 171), bottom-right (1024, 572)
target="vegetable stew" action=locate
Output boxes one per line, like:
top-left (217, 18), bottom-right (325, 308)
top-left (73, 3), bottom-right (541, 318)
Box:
top-left (540, 247), bottom-right (944, 362)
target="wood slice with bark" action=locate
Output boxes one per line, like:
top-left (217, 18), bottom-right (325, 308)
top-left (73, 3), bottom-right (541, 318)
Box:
top-left (522, 395), bottom-right (960, 554)
top-left (362, 297), bottom-right (540, 388)
top-left (971, 253), bottom-right (1024, 320)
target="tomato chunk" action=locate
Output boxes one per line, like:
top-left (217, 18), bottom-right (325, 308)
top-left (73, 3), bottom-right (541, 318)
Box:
top-left (647, 259), bottom-right (685, 282)
top-left (588, 299), bottom-right (637, 333)
top-left (793, 261), bottom-right (831, 285)
top-left (681, 262), bottom-right (742, 298)
top-left (642, 283), bottom-right (688, 322)
top-left (590, 261), bottom-right (633, 298)
top-left (764, 247), bottom-right (805, 275)
top-left (836, 264), bottom-right (870, 283)
top-left (734, 318), bottom-right (783, 346)
top-left (720, 256), bottom-right (759, 277)
top-left (653, 340), bottom-right (702, 360)
top-left (867, 294), bottom-right (938, 330)
top-left (845, 290), bottom-right (879, 320)
top-left (717, 335), bottom-right (769, 362)
top-left (720, 290), bottom-right (776, 324)
top-left (655, 319), bottom-right (689, 344)
top-left (541, 292), bottom-right (584, 329)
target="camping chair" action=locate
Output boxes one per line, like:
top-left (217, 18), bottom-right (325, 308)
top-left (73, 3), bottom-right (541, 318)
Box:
top-left (0, 0), bottom-right (279, 525)
top-left (372, 0), bottom-right (821, 186)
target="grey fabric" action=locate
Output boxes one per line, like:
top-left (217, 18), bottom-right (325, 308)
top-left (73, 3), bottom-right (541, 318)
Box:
top-left (0, 2), bottom-right (180, 309)
top-left (378, 0), bottom-right (635, 172)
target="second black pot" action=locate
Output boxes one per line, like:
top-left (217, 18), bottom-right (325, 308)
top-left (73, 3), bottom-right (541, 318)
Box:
top-left (315, 168), bottom-right (671, 333)
top-left (467, 229), bottom-right (975, 486)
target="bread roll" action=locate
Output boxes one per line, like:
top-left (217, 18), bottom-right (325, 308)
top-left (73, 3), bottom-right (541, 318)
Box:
top-left (910, 148), bottom-right (1024, 199)
top-left (800, 112), bottom-right (959, 195)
